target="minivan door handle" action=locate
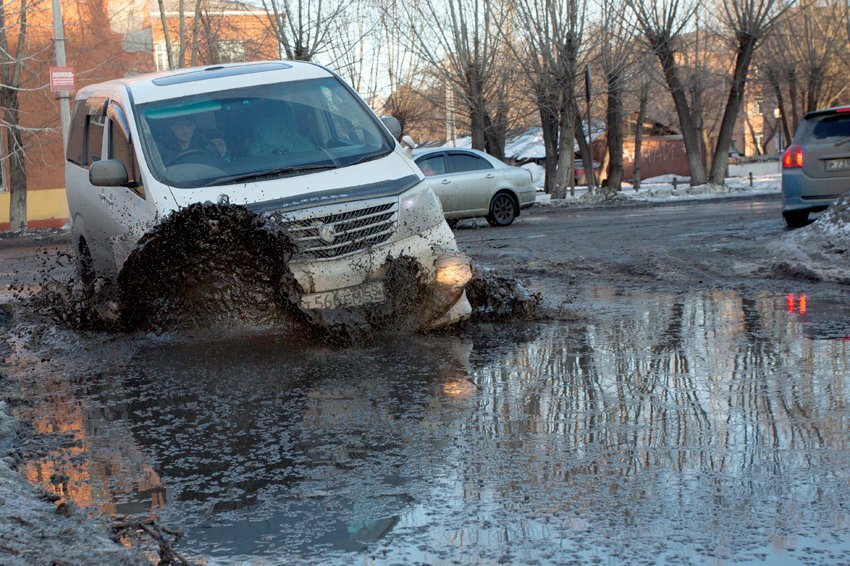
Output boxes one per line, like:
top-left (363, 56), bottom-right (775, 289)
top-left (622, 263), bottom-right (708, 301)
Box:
top-left (100, 192), bottom-right (115, 205)
top-left (485, 173), bottom-right (495, 179)
top-left (441, 179), bottom-right (451, 185)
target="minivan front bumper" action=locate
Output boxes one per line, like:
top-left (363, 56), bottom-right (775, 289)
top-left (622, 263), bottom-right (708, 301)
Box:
top-left (290, 219), bottom-right (472, 329)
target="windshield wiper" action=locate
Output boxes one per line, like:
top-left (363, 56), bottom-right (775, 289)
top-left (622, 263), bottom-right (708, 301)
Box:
top-left (350, 149), bottom-right (392, 166)
top-left (210, 164), bottom-right (336, 186)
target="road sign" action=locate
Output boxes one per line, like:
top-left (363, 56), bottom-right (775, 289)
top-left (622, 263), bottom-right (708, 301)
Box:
top-left (49, 66), bottom-right (75, 92)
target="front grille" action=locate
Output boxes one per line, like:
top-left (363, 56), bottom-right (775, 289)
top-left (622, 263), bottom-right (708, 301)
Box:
top-left (282, 202), bottom-right (398, 260)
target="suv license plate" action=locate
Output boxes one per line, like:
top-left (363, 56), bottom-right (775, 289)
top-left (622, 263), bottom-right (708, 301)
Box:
top-left (826, 159), bottom-right (850, 172)
top-left (300, 281), bottom-right (385, 310)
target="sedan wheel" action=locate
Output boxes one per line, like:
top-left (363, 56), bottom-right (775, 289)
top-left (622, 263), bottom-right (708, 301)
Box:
top-left (487, 193), bottom-right (517, 227)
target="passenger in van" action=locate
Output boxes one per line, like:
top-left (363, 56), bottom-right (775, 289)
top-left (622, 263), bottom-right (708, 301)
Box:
top-left (160, 115), bottom-right (229, 164)
top-left (246, 106), bottom-right (316, 156)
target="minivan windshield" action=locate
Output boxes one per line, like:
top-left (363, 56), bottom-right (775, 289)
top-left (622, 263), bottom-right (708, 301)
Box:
top-left (136, 77), bottom-right (393, 188)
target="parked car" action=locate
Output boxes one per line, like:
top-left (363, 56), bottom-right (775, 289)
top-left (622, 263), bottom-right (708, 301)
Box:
top-left (64, 61), bottom-right (472, 329)
top-left (574, 160), bottom-right (602, 186)
top-left (782, 105), bottom-right (850, 228)
top-left (413, 148), bottom-right (536, 227)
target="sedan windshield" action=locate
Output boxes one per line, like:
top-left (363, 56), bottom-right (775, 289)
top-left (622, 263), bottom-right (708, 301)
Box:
top-left (136, 77), bottom-right (393, 188)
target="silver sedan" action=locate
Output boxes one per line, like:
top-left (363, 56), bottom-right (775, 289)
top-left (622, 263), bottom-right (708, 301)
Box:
top-left (413, 148), bottom-right (537, 227)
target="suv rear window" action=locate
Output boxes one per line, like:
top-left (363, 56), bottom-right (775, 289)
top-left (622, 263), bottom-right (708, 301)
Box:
top-left (794, 115), bottom-right (850, 144)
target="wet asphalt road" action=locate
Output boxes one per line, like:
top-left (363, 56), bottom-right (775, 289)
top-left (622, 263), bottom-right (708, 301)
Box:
top-left (3, 195), bottom-right (850, 563)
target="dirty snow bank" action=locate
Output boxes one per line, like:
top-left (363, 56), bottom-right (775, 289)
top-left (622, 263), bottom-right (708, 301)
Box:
top-left (0, 400), bottom-right (144, 564)
top-left (771, 193), bottom-right (850, 284)
top-left (535, 174), bottom-right (781, 207)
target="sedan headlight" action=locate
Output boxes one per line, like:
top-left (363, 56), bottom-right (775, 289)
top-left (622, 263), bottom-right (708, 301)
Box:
top-left (395, 185), bottom-right (446, 240)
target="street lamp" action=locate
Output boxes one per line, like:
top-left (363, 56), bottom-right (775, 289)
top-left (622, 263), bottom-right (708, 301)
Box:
top-left (774, 107), bottom-right (783, 153)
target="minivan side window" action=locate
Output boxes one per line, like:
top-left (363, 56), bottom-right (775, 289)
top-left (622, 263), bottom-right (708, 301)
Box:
top-left (85, 115), bottom-right (106, 166)
top-left (66, 101), bottom-right (87, 165)
top-left (109, 119), bottom-right (143, 196)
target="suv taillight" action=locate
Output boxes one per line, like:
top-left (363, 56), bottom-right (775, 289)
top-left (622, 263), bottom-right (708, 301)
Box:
top-left (783, 144), bottom-right (803, 168)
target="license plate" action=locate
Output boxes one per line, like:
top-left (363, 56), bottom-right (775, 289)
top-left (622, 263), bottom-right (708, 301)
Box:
top-left (299, 281), bottom-right (385, 310)
top-left (826, 159), bottom-right (850, 172)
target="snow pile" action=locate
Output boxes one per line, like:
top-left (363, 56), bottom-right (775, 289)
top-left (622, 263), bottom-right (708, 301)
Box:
top-left (771, 193), bottom-right (850, 284)
top-left (0, 402), bottom-right (144, 564)
top-left (535, 174), bottom-right (781, 207)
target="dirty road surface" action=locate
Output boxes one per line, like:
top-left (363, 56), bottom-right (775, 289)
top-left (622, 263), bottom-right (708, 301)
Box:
top-left (2, 194), bottom-right (849, 563)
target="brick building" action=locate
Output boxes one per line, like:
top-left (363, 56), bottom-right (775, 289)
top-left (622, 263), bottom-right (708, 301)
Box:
top-left (0, 0), bottom-right (277, 230)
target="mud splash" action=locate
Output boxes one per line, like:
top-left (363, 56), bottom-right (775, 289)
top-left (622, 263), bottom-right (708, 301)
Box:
top-left (28, 203), bottom-right (309, 334)
top-left (466, 266), bottom-right (541, 321)
top-left (22, 205), bottom-right (540, 337)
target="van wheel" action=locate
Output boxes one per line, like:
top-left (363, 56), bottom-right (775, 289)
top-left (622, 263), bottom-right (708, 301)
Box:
top-left (783, 210), bottom-right (809, 228)
top-left (487, 193), bottom-right (517, 227)
top-left (77, 238), bottom-right (96, 287)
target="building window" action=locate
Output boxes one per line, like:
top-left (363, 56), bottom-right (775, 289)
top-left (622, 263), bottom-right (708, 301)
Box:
top-left (219, 41), bottom-right (246, 64)
top-left (753, 96), bottom-right (762, 115)
top-left (154, 41), bottom-right (171, 71)
top-left (754, 132), bottom-right (764, 154)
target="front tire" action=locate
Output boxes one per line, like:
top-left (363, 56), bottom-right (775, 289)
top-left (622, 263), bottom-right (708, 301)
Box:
top-left (487, 193), bottom-right (517, 227)
top-left (783, 210), bottom-right (809, 228)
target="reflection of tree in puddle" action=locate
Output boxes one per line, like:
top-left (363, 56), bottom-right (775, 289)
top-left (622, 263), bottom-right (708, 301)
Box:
top-left (458, 290), bottom-right (848, 560)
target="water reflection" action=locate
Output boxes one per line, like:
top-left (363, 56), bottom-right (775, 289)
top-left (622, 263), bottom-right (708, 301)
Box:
top-left (9, 290), bottom-right (850, 563)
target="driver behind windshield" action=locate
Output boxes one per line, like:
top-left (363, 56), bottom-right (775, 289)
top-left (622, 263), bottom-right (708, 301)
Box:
top-left (160, 115), bottom-right (229, 165)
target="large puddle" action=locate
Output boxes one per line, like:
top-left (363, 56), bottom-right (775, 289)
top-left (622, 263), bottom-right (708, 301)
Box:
top-left (6, 289), bottom-right (850, 563)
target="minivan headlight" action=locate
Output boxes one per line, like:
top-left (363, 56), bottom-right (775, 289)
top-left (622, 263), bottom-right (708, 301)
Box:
top-left (396, 185), bottom-right (445, 240)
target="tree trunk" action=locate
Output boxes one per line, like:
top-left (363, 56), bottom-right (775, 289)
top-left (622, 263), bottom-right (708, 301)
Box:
top-left (788, 69), bottom-right (800, 135)
top-left (4, 100), bottom-right (27, 231)
top-left (767, 69), bottom-right (791, 143)
top-left (573, 100), bottom-right (595, 190)
top-left (466, 68), bottom-right (487, 151)
top-left (633, 82), bottom-right (649, 191)
top-left (709, 38), bottom-right (756, 185)
top-left (555, 88), bottom-right (575, 198)
top-left (157, 0), bottom-right (174, 69)
top-left (538, 90), bottom-right (559, 195)
top-left (654, 40), bottom-right (707, 185)
top-left (605, 72), bottom-right (624, 191)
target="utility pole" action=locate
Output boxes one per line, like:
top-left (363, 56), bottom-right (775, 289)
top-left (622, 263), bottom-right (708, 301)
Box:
top-left (51, 0), bottom-right (71, 153)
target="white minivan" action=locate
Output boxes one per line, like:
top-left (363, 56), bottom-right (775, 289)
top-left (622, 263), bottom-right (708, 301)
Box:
top-left (65, 61), bottom-right (471, 329)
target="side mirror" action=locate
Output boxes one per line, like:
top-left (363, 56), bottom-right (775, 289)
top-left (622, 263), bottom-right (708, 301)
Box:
top-left (90, 159), bottom-right (129, 187)
top-left (381, 116), bottom-right (402, 140)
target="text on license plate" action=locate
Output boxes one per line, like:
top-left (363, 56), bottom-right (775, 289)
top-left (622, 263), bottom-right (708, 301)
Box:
top-left (299, 281), bottom-right (385, 310)
top-left (826, 159), bottom-right (850, 171)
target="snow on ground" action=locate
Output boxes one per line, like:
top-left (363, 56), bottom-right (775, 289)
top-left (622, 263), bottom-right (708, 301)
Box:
top-left (771, 192), bottom-right (850, 284)
top-left (0, 400), bottom-right (144, 564)
top-left (535, 174), bottom-right (781, 206)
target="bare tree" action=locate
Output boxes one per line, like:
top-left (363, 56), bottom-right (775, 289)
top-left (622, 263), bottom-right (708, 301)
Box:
top-left (1, 0), bottom-right (36, 230)
top-left (509, 0), bottom-right (587, 196)
top-left (762, 0), bottom-right (848, 138)
top-left (706, 0), bottom-right (792, 183)
top-left (261, 0), bottom-right (349, 61)
top-left (405, 0), bottom-right (509, 158)
top-left (598, 0), bottom-right (637, 191)
top-left (628, 0), bottom-right (708, 185)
